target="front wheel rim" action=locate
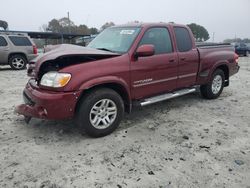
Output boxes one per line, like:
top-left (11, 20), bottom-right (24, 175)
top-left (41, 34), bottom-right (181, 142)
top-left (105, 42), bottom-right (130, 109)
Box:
top-left (89, 99), bottom-right (117, 129)
top-left (212, 75), bottom-right (222, 94)
top-left (12, 58), bottom-right (25, 69)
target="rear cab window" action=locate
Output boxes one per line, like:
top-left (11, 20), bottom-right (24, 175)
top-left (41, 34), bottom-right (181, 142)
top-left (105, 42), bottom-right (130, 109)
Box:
top-left (8, 36), bottom-right (32, 46)
top-left (139, 27), bottom-right (173, 54)
top-left (0, 36), bottom-right (8, 46)
top-left (174, 27), bottom-right (193, 52)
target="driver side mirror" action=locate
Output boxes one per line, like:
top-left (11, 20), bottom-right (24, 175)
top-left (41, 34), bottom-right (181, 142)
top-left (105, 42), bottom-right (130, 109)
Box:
top-left (135, 44), bottom-right (155, 58)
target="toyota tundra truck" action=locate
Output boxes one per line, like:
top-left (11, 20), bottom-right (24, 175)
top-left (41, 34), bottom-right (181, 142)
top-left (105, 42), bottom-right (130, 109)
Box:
top-left (15, 23), bottom-right (240, 137)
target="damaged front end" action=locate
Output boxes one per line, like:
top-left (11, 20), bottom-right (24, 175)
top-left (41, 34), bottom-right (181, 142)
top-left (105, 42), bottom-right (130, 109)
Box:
top-left (15, 78), bottom-right (82, 121)
top-left (15, 44), bottom-right (120, 122)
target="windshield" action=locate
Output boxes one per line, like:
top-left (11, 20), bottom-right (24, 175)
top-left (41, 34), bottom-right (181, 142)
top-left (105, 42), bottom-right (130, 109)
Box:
top-left (88, 27), bottom-right (141, 53)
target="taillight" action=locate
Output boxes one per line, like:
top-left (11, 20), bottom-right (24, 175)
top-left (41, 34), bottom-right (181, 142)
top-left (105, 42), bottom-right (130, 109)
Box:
top-left (33, 45), bottom-right (38, 55)
top-left (234, 53), bottom-right (239, 63)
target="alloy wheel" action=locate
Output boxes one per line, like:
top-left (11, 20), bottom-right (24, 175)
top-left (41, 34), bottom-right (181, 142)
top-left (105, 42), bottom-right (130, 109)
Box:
top-left (211, 75), bottom-right (223, 94)
top-left (12, 58), bottom-right (25, 69)
top-left (89, 99), bottom-right (117, 129)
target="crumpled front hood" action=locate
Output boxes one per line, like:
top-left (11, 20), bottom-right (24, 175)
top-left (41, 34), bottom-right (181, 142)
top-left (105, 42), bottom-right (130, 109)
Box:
top-left (39, 44), bottom-right (119, 60)
top-left (31, 44), bottom-right (120, 78)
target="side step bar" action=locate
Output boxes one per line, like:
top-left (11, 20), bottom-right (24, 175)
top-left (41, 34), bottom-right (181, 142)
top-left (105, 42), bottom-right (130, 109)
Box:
top-left (140, 88), bottom-right (197, 106)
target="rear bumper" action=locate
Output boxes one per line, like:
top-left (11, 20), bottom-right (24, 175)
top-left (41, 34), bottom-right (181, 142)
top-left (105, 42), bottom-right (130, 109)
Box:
top-left (230, 64), bottom-right (240, 76)
top-left (15, 79), bottom-right (81, 120)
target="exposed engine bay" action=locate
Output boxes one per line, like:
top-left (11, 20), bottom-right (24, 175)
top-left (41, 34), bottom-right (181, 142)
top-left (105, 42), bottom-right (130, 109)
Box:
top-left (27, 44), bottom-right (120, 82)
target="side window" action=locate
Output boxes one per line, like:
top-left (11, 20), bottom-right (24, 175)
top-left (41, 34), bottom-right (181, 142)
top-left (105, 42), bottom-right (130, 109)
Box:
top-left (174, 27), bottom-right (193, 52)
top-left (0, 36), bottom-right (8, 46)
top-left (139, 27), bottom-right (173, 55)
top-left (8, 36), bottom-right (32, 46)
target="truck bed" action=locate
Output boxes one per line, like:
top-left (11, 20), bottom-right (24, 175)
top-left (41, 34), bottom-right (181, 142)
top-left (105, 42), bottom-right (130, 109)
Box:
top-left (196, 42), bottom-right (233, 49)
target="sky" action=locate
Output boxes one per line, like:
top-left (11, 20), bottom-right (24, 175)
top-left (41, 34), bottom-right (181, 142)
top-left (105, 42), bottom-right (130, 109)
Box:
top-left (1, 0), bottom-right (250, 42)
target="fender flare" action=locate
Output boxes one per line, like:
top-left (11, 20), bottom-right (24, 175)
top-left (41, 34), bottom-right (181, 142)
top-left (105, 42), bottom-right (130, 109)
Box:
top-left (78, 76), bottom-right (131, 104)
top-left (207, 61), bottom-right (229, 81)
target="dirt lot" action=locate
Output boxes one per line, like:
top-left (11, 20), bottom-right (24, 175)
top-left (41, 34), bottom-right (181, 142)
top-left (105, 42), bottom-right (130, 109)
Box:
top-left (0, 58), bottom-right (250, 188)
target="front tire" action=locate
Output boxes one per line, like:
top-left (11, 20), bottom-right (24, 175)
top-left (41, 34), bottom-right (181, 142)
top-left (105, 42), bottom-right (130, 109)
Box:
top-left (200, 69), bottom-right (225, 99)
top-left (9, 55), bottom-right (27, 70)
top-left (76, 88), bottom-right (124, 137)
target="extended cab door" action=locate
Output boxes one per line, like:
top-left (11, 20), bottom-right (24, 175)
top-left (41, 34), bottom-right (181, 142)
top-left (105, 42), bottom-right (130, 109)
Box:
top-left (0, 36), bottom-right (9, 64)
top-left (173, 27), bottom-right (199, 88)
top-left (130, 27), bottom-right (178, 99)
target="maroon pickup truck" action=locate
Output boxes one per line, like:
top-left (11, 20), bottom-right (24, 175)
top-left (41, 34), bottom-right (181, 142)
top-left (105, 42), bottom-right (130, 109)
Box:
top-left (16, 23), bottom-right (239, 137)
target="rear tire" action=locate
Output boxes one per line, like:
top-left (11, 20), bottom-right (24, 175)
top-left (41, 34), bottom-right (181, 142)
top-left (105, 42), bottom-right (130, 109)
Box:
top-left (9, 54), bottom-right (27, 70)
top-left (200, 69), bottom-right (225, 99)
top-left (76, 88), bottom-right (124, 137)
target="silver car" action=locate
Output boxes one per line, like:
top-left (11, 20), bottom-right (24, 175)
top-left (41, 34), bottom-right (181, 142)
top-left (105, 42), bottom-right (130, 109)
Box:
top-left (0, 33), bottom-right (37, 70)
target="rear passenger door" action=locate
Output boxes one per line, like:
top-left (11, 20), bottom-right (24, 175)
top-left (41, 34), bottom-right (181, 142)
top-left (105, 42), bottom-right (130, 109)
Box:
top-left (174, 27), bottom-right (199, 88)
top-left (0, 36), bottom-right (9, 64)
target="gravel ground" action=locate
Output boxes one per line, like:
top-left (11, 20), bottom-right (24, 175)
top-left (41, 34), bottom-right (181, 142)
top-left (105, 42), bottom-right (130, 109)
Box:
top-left (0, 58), bottom-right (250, 188)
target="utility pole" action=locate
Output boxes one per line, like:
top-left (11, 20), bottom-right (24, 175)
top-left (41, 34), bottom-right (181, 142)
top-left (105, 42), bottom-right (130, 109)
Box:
top-left (67, 11), bottom-right (71, 34)
top-left (212, 32), bottom-right (215, 42)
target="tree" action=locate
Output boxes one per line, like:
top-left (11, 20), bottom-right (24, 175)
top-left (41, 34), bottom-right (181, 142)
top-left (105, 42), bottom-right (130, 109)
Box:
top-left (187, 23), bottom-right (209, 42)
top-left (41, 18), bottom-right (99, 45)
top-left (58, 17), bottom-right (75, 28)
top-left (46, 18), bottom-right (98, 35)
top-left (77, 24), bottom-right (90, 35)
top-left (0, 20), bottom-right (8, 30)
top-left (89, 27), bottom-right (98, 34)
top-left (100, 22), bottom-right (115, 31)
top-left (48, 19), bottom-right (62, 33)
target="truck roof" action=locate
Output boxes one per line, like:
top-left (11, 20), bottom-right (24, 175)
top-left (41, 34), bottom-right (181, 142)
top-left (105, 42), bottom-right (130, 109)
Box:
top-left (112, 22), bottom-right (187, 28)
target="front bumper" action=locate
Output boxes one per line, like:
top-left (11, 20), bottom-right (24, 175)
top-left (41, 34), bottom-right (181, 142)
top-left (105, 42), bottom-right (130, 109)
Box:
top-left (15, 79), bottom-right (81, 120)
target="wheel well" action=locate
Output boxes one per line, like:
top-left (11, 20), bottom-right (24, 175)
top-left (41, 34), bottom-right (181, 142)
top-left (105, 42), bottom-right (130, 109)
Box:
top-left (8, 53), bottom-right (27, 62)
top-left (75, 83), bottom-right (131, 114)
top-left (217, 64), bottom-right (229, 86)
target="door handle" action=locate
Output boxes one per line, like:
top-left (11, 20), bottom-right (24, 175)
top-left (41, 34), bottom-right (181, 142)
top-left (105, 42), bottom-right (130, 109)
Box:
top-left (169, 59), bottom-right (175, 63)
top-left (180, 58), bottom-right (186, 61)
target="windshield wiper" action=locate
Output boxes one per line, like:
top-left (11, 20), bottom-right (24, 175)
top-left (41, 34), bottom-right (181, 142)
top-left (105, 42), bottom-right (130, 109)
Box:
top-left (96, 48), bottom-right (113, 52)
